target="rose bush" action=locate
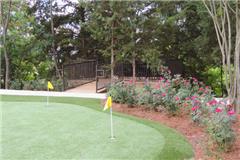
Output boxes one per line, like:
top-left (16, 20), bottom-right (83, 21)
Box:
top-left (107, 81), bottom-right (137, 106)
top-left (108, 67), bottom-right (236, 151)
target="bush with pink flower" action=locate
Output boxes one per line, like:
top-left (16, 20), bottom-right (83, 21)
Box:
top-left (108, 66), bottom-right (236, 151)
top-left (206, 101), bottom-right (236, 151)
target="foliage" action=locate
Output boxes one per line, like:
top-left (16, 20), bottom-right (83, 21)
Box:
top-left (9, 80), bottom-right (22, 90)
top-left (137, 85), bottom-right (154, 108)
top-left (10, 79), bottom-right (63, 91)
top-left (108, 68), bottom-right (236, 151)
top-left (207, 108), bottom-right (236, 151)
top-left (107, 81), bottom-right (137, 106)
top-left (202, 67), bottom-right (226, 97)
top-left (1, 1), bottom-right (56, 89)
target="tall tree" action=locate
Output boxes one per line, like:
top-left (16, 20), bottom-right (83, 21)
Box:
top-left (0, 0), bottom-right (12, 89)
top-left (2, 1), bottom-right (54, 89)
top-left (119, 2), bottom-right (146, 83)
top-left (49, 0), bottom-right (61, 79)
top-left (85, 1), bottom-right (127, 83)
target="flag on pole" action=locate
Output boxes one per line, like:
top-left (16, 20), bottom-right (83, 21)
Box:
top-left (103, 96), bottom-right (112, 111)
top-left (46, 81), bottom-right (53, 106)
top-left (48, 81), bottom-right (54, 90)
top-left (103, 96), bottom-right (115, 139)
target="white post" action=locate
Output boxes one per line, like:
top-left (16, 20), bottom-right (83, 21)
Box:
top-left (110, 107), bottom-right (114, 139)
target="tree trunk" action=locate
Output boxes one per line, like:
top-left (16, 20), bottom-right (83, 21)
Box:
top-left (235, 1), bottom-right (240, 113)
top-left (50, 0), bottom-right (61, 79)
top-left (0, 0), bottom-right (12, 89)
top-left (110, 22), bottom-right (115, 84)
top-left (132, 53), bottom-right (136, 84)
top-left (3, 41), bottom-right (9, 89)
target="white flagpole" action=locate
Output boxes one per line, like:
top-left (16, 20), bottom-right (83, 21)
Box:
top-left (47, 88), bottom-right (49, 106)
top-left (110, 107), bottom-right (114, 139)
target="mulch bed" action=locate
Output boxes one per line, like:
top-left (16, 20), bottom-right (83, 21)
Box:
top-left (111, 103), bottom-right (240, 160)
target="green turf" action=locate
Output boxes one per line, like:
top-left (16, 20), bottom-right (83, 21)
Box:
top-left (1, 95), bottom-right (194, 160)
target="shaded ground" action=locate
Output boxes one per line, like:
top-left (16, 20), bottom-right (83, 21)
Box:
top-left (112, 103), bottom-right (240, 160)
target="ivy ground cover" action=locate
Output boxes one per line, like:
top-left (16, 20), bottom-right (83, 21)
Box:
top-left (1, 95), bottom-right (193, 160)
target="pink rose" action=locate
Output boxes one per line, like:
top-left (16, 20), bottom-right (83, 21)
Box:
top-left (192, 106), bottom-right (199, 111)
top-left (228, 110), bottom-right (235, 116)
top-left (183, 103), bottom-right (189, 107)
top-left (220, 101), bottom-right (226, 105)
top-left (175, 96), bottom-right (180, 101)
top-left (215, 107), bottom-right (222, 113)
top-left (155, 83), bottom-right (160, 89)
top-left (161, 93), bottom-right (166, 97)
top-left (192, 77), bottom-right (198, 82)
top-left (191, 96), bottom-right (197, 100)
top-left (208, 99), bottom-right (218, 106)
top-left (194, 100), bottom-right (200, 104)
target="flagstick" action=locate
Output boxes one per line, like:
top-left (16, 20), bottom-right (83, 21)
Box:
top-left (110, 107), bottom-right (114, 139)
top-left (47, 88), bottom-right (49, 106)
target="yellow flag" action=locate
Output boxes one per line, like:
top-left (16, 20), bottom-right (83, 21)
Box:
top-left (103, 96), bottom-right (112, 111)
top-left (47, 81), bottom-right (54, 90)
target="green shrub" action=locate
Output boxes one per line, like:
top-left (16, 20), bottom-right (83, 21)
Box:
top-left (162, 91), bottom-right (179, 115)
top-left (176, 88), bottom-right (191, 100)
top-left (31, 79), bottom-right (46, 90)
top-left (22, 81), bottom-right (35, 90)
top-left (107, 82), bottom-right (137, 106)
top-left (22, 79), bottom-right (63, 91)
top-left (202, 67), bottom-right (226, 97)
top-left (10, 80), bottom-right (22, 90)
top-left (137, 85), bottom-right (154, 107)
top-left (207, 111), bottom-right (235, 151)
top-left (52, 79), bottom-right (64, 91)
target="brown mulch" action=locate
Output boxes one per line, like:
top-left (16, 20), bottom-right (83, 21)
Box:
top-left (111, 103), bottom-right (240, 160)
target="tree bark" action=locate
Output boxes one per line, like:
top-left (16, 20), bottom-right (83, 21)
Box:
top-left (132, 52), bottom-right (136, 84)
top-left (0, 0), bottom-right (12, 89)
top-left (110, 22), bottom-right (115, 84)
top-left (3, 40), bottom-right (9, 89)
top-left (235, 1), bottom-right (240, 113)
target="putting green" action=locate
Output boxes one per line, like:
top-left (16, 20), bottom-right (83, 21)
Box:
top-left (1, 96), bottom-right (193, 160)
